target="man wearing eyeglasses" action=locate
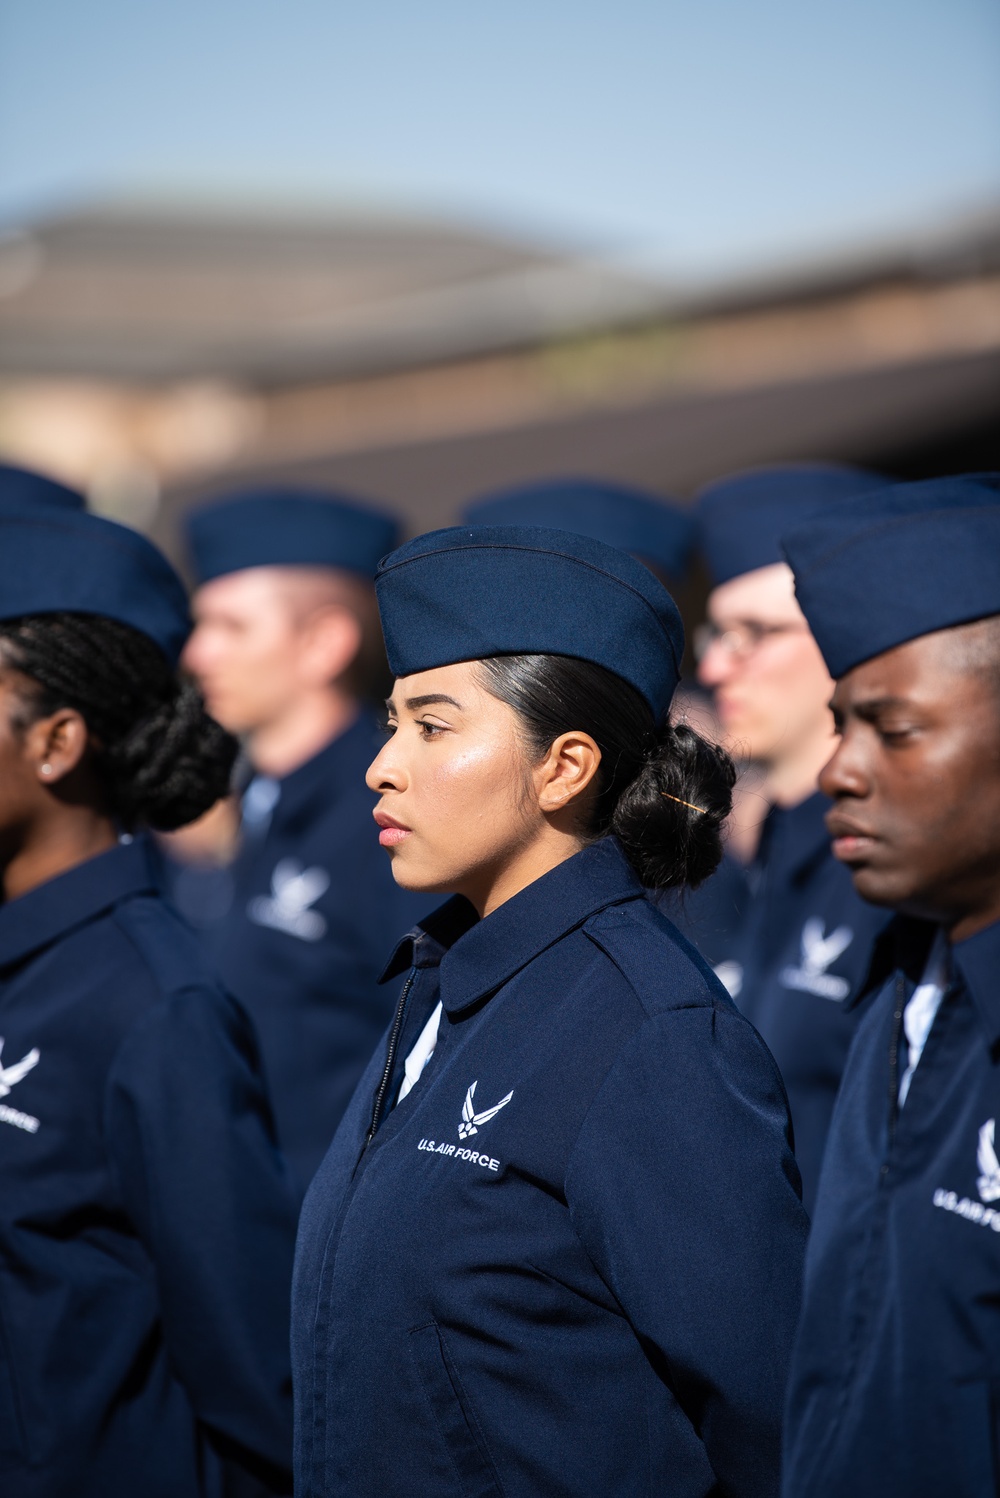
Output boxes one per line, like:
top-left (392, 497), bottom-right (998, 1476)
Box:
top-left (693, 464), bottom-right (892, 1212)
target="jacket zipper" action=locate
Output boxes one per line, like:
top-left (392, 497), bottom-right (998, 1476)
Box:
top-left (364, 968), bottom-right (416, 1148)
top-left (886, 971), bottom-right (906, 1153)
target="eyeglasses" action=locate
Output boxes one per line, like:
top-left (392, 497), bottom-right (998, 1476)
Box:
top-left (693, 620), bottom-right (810, 662)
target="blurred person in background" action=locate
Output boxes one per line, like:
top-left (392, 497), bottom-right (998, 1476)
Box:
top-left (293, 523), bottom-right (808, 1498)
top-left (694, 464), bottom-right (891, 1211)
top-left (461, 475), bottom-right (696, 577)
top-left (0, 504), bottom-right (296, 1497)
top-left (182, 488), bottom-right (427, 1193)
top-left (781, 475), bottom-right (1000, 1498)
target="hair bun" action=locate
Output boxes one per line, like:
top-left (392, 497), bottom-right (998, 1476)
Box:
top-left (0, 612), bottom-right (238, 832)
top-left (611, 721), bottom-right (735, 889)
top-left (108, 680), bottom-right (237, 831)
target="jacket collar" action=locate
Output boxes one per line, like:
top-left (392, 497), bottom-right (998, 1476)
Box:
top-left (264, 710), bottom-right (381, 832)
top-left (0, 838), bottom-right (158, 973)
top-left (952, 920), bottom-right (1000, 1050)
top-left (380, 837), bottom-right (645, 1016)
top-left (851, 910), bottom-right (1000, 1049)
top-left (849, 913), bottom-right (936, 1010)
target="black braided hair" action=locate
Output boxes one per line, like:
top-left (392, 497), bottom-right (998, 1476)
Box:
top-left (0, 612), bottom-right (237, 831)
top-left (477, 654), bottom-right (735, 890)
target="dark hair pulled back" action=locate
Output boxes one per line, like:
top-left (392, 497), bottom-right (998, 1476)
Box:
top-left (0, 612), bottom-right (238, 832)
top-left (477, 654), bottom-right (735, 890)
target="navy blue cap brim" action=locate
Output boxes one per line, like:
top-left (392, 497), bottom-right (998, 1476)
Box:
top-left (783, 475), bottom-right (1000, 677)
top-left (376, 525), bottom-right (684, 722)
top-left (697, 464), bottom-right (887, 585)
top-left (0, 506), bottom-right (190, 663)
top-left (462, 479), bottom-right (694, 579)
top-left (185, 489), bottom-right (399, 584)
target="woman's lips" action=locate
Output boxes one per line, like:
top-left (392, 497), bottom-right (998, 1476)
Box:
top-left (379, 827), bottom-right (410, 848)
top-left (374, 810), bottom-right (411, 848)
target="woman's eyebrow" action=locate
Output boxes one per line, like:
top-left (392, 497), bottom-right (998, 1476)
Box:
top-left (404, 693), bottom-right (463, 711)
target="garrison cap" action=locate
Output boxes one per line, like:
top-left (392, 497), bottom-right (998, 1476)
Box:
top-left (782, 473), bottom-right (1000, 679)
top-left (462, 478), bottom-right (694, 578)
top-left (185, 487), bottom-right (400, 585)
top-left (375, 524), bottom-right (684, 722)
top-left (0, 462), bottom-right (85, 511)
top-left (0, 504), bottom-right (190, 663)
top-left (697, 463), bottom-right (886, 585)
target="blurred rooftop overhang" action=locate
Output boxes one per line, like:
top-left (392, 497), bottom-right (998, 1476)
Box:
top-left (0, 202), bottom-right (677, 384)
top-left (0, 198), bottom-right (998, 545)
top-left (2, 199), bottom-right (1000, 384)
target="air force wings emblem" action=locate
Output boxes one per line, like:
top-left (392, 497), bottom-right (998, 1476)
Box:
top-left (458, 1080), bottom-right (513, 1140)
top-left (977, 1118), bottom-right (1000, 1203)
top-left (0, 1038), bottom-right (40, 1098)
top-left (247, 858), bottom-right (329, 941)
top-left (800, 918), bottom-right (853, 976)
top-left (779, 917), bottom-right (854, 1000)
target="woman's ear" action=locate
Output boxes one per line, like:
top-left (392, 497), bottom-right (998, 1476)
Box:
top-left (24, 708), bottom-right (90, 786)
top-left (535, 731), bottom-right (602, 814)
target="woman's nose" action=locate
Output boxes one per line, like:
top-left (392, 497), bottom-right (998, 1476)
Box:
top-left (366, 738), bottom-right (405, 793)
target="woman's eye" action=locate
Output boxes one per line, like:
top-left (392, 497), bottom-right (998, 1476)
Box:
top-left (418, 720), bottom-right (445, 738)
top-left (381, 720), bottom-right (397, 738)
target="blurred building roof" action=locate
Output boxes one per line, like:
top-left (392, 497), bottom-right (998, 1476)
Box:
top-left (0, 203), bottom-right (670, 382)
top-left (0, 199), bottom-right (998, 547)
top-left (2, 200), bottom-right (999, 385)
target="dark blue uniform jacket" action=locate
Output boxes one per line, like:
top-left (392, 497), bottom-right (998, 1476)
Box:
top-left (293, 838), bottom-right (809, 1498)
top-left (695, 792), bottom-right (887, 1212)
top-left (784, 914), bottom-right (1000, 1498)
top-left (201, 712), bottom-right (426, 1192)
top-left (0, 840), bottom-right (297, 1498)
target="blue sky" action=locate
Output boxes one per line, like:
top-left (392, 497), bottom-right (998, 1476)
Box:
top-left (1, 0), bottom-right (998, 277)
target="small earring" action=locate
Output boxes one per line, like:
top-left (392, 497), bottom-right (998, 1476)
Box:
top-left (40, 764), bottom-right (53, 777)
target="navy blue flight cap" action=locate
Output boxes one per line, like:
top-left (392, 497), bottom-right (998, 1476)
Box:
top-left (461, 478), bottom-right (694, 579)
top-left (375, 525), bottom-right (684, 722)
top-left (697, 463), bottom-right (886, 585)
top-left (185, 487), bottom-right (400, 585)
top-left (0, 461), bottom-right (85, 511)
top-left (782, 473), bottom-right (1000, 678)
top-left (0, 505), bottom-right (191, 663)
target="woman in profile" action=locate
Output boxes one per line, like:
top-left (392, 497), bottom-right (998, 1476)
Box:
top-left (293, 525), bottom-right (808, 1498)
top-left (0, 502), bottom-right (296, 1497)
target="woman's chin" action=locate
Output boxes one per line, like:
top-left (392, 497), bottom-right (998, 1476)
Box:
top-left (388, 854), bottom-right (452, 895)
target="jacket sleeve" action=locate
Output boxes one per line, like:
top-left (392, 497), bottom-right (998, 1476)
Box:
top-left (104, 984), bottom-right (298, 1489)
top-left (565, 1004), bottom-right (808, 1498)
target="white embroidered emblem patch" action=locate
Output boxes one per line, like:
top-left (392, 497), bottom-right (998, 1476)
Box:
top-left (247, 859), bottom-right (329, 941)
top-left (0, 1037), bottom-right (41, 1134)
top-left (0, 1037), bottom-right (39, 1098)
top-left (779, 917), bottom-right (853, 1001)
top-left (976, 1118), bottom-right (1000, 1203)
top-left (458, 1081), bottom-right (513, 1140)
top-left (932, 1118), bottom-right (1000, 1232)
